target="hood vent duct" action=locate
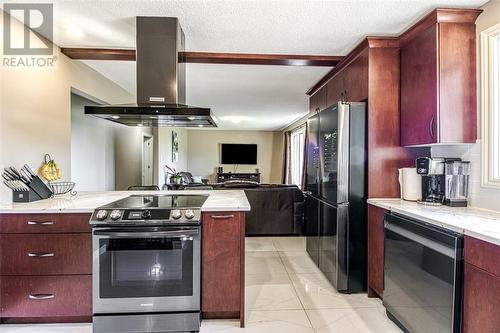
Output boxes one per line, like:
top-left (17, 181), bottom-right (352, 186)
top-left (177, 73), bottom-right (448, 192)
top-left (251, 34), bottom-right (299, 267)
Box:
top-left (85, 17), bottom-right (216, 127)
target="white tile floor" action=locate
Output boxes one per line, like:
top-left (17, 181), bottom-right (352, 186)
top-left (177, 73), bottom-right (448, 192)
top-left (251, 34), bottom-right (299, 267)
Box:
top-left (0, 237), bottom-right (402, 333)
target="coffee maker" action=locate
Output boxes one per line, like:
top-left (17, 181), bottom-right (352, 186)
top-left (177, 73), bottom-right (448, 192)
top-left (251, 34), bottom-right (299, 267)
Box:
top-left (444, 159), bottom-right (470, 207)
top-left (416, 157), bottom-right (445, 205)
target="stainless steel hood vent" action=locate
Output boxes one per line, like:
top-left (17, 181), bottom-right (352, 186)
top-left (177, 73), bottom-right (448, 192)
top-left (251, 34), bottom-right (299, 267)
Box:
top-left (85, 17), bottom-right (216, 127)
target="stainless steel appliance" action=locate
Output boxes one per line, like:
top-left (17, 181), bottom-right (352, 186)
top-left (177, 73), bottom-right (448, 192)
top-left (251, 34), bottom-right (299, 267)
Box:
top-left (85, 17), bottom-right (216, 128)
top-left (90, 194), bottom-right (208, 333)
top-left (384, 212), bottom-right (464, 333)
top-left (444, 159), bottom-right (470, 207)
top-left (304, 101), bottom-right (367, 293)
top-left (416, 157), bottom-right (445, 205)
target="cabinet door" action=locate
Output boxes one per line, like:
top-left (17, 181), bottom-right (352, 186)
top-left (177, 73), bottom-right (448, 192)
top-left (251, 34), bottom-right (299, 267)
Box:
top-left (202, 212), bottom-right (244, 318)
top-left (309, 93), bottom-right (318, 113)
top-left (316, 86), bottom-right (328, 111)
top-left (463, 263), bottom-right (500, 333)
top-left (367, 205), bottom-right (386, 297)
top-left (326, 73), bottom-right (344, 107)
top-left (343, 51), bottom-right (368, 102)
top-left (400, 25), bottom-right (438, 146)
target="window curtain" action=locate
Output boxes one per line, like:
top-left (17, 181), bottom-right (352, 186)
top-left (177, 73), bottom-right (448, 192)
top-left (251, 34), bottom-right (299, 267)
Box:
top-left (301, 123), bottom-right (308, 190)
top-left (282, 131), bottom-right (292, 184)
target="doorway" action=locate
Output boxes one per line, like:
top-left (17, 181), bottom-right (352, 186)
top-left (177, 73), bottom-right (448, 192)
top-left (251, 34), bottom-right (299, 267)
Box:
top-left (142, 134), bottom-right (154, 186)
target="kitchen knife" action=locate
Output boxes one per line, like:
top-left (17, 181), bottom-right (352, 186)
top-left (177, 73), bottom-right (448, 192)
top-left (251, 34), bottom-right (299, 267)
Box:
top-left (23, 164), bottom-right (37, 177)
top-left (3, 168), bottom-right (19, 180)
top-left (9, 167), bottom-right (22, 180)
top-left (20, 168), bottom-right (32, 182)
top-left (2, 172), bottom-right (14, 181)
top-left (3, 181), bottom-right (14, 190)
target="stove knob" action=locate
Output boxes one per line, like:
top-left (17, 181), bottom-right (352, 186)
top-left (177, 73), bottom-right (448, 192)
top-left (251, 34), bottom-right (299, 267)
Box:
top-left (185, 209), bottom-right (195, 220)
top-left (96, 210), bottom-right (108, 221)
top-left (141, 210), bottom-right (151, 219)
top-left (110, 210), bottom-right (122, 220)
top-left (171, 209), bottom-right (182, 220)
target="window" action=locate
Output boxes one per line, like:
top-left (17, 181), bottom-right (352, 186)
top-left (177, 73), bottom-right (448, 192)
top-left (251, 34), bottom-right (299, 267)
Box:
top-left (290, 126), bottom-right (306, 186)
top-left (480, 24), bottom-right (500, 187)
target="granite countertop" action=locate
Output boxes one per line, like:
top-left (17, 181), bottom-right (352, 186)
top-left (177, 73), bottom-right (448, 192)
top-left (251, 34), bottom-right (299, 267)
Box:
top-left (0, 190), bottom-right (251, 213)
top-left (368, 198), bottom-right (500, 246)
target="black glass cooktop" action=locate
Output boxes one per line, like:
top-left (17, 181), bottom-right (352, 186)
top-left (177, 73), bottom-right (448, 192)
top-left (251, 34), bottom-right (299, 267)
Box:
top-left (99, 194), bottom-right (209, 209)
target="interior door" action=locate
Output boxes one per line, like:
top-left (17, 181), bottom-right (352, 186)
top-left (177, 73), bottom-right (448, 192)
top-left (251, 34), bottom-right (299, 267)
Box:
top-left (142, 135), bottom-right (153, 186)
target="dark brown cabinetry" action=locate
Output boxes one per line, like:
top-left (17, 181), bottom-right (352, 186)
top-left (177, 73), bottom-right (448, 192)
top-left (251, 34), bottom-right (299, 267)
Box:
top-left (201, 211), bottom-right (245, 327)
top-left (367, 204), bottom-right (387, 298)
top-left (0, 213), bottom-right (92, 323)
top-left (309, 85), bottom-right (327, 112)
top-left (463, 236), bottom-right (500, 333)
top-left (400, 9), bottom-right (481, 146)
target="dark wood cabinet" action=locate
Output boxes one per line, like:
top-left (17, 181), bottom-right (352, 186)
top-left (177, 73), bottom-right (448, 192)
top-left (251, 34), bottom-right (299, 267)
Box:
top-left (0, 213), bottom-right (92, 323)
top-left (326, 71), bottom-right (344, 106)
top-left (400, 9), bottom-right (481, 146)
top-left (309, 85), bottom-right (327, 112)
top-left (201, 211), bottom-right (245, 327)
top-left (0, 233), bottom-right (91, 275)
top-left (1, 275), bottom-right (92, 320)
top-left (463, 263), bottom-right (500, 333)
top-left (342, 51), bottom-right (368, 102)
top-left (463, 236), bottom-right (500, 333)
top-left (367, 204), bottom-right (386, 298)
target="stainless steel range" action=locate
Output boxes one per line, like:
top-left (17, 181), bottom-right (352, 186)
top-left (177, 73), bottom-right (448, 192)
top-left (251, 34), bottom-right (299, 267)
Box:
top-left (90, 194), bottom-right (208, 333)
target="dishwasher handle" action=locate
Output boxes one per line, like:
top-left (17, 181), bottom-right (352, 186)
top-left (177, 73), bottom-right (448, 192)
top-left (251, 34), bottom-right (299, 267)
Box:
top-left (384, 213), bottom-right (462, 260)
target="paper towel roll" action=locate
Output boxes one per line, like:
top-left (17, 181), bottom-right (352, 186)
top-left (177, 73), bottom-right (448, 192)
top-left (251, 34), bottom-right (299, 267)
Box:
top-left (398, 168), bottom-right (421, 201)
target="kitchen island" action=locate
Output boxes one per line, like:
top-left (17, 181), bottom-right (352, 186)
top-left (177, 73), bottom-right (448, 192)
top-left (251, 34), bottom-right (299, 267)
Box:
top-left (0, 190), bottom-right (250, 327)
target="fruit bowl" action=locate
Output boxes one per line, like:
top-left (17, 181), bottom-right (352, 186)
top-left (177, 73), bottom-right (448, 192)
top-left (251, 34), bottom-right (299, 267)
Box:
top-left (48, 181), bottom-right (77, 196)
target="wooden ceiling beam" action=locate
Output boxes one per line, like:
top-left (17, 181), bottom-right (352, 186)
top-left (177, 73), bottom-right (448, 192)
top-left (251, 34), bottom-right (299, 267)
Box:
top-left (61, 48), bottom-right (343, 67)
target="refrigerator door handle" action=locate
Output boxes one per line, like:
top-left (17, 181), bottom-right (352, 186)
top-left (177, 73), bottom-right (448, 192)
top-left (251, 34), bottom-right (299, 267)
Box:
top-left (337, 102), bottom-right (350, 204)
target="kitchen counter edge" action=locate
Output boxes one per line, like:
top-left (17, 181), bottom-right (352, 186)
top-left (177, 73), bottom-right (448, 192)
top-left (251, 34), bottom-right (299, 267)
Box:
top-left (368, 198), bottom-right (500, 246)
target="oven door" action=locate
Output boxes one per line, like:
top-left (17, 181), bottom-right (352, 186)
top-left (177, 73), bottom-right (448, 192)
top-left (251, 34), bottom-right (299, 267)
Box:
top-left (93, 227), bottom-right (200, 314)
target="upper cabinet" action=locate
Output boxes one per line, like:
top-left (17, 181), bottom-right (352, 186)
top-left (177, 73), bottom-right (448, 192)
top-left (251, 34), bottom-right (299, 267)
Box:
top-left (400, 9), bottom-right (482, 146)
top-left (309, 85), bottom-right (327, 113)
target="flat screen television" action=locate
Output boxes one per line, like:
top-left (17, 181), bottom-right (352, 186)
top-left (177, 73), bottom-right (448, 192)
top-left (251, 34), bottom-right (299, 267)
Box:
top-left (220, 144), bottom-right (257, 165)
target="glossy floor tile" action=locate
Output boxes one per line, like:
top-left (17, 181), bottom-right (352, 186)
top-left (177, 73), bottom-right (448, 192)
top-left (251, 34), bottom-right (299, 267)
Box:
top-left (0, 237), bottom-right (401, 333)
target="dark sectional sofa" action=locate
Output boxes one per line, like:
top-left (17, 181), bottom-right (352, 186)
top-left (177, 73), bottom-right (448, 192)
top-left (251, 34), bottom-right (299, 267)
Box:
top-left (180, 182), bottom-right (304, 236)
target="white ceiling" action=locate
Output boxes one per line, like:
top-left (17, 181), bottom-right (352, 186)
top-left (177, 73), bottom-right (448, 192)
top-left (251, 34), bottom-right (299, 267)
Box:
top-left (45, 0), bottom-right (488, 130)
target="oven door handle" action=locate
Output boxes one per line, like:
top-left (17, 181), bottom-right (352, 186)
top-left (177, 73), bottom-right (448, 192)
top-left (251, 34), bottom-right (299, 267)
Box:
top-left (93, 229), bottom-right (199, 238)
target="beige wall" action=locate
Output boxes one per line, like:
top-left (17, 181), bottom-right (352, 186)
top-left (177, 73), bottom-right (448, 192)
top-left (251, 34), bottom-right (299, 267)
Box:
top-left (186, 130), bottom-right (282, 183)
top-left (0, 13), bottom-right (134, 202)
top-left (154, 127), bottom-right (188, 186)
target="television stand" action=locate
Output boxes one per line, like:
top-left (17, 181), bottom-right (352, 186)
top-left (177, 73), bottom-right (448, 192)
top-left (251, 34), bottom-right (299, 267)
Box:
top-left (217, 172), bottom-right (260, 183)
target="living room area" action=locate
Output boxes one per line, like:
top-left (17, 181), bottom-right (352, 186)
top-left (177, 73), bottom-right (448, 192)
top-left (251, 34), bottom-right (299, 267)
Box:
top-left (71, 91), bottom-right (309, 236)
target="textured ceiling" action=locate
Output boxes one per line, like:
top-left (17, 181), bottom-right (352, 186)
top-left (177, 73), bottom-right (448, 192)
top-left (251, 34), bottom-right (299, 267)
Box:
top-left (44, 0), bottom-right (488, 130)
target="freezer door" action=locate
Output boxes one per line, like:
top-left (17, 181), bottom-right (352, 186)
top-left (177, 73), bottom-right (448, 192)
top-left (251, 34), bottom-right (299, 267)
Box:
top-left (305, 196), bottom-right (320, 265)
top-left (318, 201), bottom-right (348, 292)
top-left (305, 113), bottom-right (320, 197)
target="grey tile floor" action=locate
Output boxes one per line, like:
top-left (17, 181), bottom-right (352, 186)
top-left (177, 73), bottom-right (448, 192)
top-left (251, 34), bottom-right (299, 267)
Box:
top-left (0, 237), bottom-right (401, 333)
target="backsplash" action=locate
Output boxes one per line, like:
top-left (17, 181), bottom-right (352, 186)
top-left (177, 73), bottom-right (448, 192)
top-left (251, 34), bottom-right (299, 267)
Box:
top-left (431, 140), bottom-right (500, 212)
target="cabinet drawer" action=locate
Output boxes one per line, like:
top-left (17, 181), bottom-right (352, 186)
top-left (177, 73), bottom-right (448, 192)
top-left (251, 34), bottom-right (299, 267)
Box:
top-left (464, 236), bottom-right (500, 277)
top-left (0, 213), bottom-right (91, 233)
top-left (0, 233), bottom-right (91, 275)
top-left (1, 275), bottom-right (91, 318)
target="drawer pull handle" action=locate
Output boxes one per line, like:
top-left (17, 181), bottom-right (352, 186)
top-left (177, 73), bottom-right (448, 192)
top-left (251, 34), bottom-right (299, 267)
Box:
top-left (28, 252), bottom-right (54, 258)
top-left (29, 294), bottom-right (54, 300)
top-left (210, 214), bottom-right (234, 220)
top-left (27, 221), bottom-right (54, 226)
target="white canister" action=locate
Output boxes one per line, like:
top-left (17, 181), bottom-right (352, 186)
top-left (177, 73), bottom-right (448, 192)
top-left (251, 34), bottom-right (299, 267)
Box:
top-left (398, 168), bottom-right (422, 201)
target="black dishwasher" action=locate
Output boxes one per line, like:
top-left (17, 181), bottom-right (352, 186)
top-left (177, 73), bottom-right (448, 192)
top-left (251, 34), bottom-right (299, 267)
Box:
top-left (383, 212), bottom-right (463, 333)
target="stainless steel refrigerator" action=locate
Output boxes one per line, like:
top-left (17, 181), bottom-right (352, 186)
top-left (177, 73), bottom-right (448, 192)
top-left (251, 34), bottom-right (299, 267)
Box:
top-left (305, 101), bottom-right (367, 293)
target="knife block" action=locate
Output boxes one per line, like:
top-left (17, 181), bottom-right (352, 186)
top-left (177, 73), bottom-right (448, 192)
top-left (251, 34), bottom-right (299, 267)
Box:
top-left (12, 188), bottom-right (43, 202)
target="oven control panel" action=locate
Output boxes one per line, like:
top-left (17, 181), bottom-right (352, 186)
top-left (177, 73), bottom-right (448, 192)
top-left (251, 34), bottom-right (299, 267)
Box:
top-left (90, 208), bottom-right (201, 225)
